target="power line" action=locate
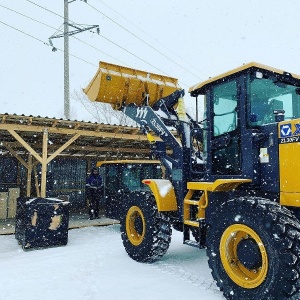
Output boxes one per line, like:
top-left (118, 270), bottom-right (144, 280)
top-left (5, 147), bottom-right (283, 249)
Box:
top-left (98, 0), bottom-right (207, 79)
top-left (71, 35), bottom-right (133, 67)
top-left (23, 0), bottom-right (194, 83)
top-left (24, 0), bottom-right (204, 83)
top-left (25, 0), bottom-right (63, 18)
top-left (0, 19), bottom-right (97, 67)
top-left (0, 3), bottom-right (127, 66)
top-left (23, 1), bottom-right (166, 71)
top-left (0, 2), bottom-right (168, 77)
top-left (0, 3), bottom-right (58, 31)
top-left (0, 20), bottom-right (50, 46)
top-left (21, 0), bottom-right (182, 79)
top-left (64, 49), bottom-right (98, 67)
top-left (85, 1), bottom-right (203, 81)
top-left (3, 1), bottom-right (192, 87)
top-left (98, 34), bottom-right (169, 76)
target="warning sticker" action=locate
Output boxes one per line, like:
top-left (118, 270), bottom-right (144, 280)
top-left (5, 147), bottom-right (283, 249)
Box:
top-left (259, 148), bottom-right (269, 163)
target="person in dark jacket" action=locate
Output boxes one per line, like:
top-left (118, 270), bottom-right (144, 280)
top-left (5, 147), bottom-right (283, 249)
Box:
top-left (86, 167), bottom-right (102, 220)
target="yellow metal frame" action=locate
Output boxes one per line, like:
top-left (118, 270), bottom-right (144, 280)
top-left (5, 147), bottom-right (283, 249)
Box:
top-left (126, 205), bottom-right (146, 246)
top-left (142, 179), bottom-right (177, 212)
top-left (184, 179), bottom-right (252, 227)
top-left (189, 62), bottom-right (300, 95)
top-left (281, 192), bottom-right (300, 207)
top-left (141, 178), bottom-right (251, 223)
top-left (220, 224), bottom-right (268, 289)
top-left (96, 159), bottom-right (161, 168)
top-left (278, 120), bottom-right (300, 207)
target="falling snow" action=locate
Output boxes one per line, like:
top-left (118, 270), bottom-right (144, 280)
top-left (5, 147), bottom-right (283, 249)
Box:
top-left (234, 215), bottom-right (241, 222)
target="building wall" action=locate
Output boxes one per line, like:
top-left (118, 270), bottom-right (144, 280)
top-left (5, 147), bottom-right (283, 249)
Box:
top-left (0, 157), bottom-right (18, 192)
top-left (46, 158), bottom-right (87, 210)
top-left (0, 156), bottom-right (91, 213)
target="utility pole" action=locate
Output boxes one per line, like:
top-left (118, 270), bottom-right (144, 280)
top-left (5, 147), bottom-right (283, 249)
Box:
top-left (64, 0), bottom-right (70, 119)
top-left (49, 0), bottom-right (99, 120)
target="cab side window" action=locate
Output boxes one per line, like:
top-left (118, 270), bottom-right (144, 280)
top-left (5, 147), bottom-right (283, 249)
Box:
top-left (211, 79), bottom-right (241, 175)
top-left (106, 166), bottom-right (118, 192)
top-left (213, 80), bottom-right (238, 136)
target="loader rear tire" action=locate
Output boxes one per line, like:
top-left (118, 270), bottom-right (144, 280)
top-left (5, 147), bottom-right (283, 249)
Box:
top-left (206, 197), bottom-right (300, 300)
top-left (120, 192), bottom-right (172, 263)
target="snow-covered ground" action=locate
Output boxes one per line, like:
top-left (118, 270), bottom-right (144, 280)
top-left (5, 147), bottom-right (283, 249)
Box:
top-left (0, 224), bottom-right (224, 300)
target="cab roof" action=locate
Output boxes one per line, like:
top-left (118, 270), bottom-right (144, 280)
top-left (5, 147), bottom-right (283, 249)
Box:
top-left (189, 62), bottom-right (300, 96)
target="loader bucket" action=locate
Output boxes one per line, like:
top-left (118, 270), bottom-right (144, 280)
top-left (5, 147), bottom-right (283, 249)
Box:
top-left (83, 61), bottom-right (180, 109)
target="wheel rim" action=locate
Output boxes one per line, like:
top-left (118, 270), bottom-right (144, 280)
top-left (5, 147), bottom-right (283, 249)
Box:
top-left (220, 224), bottom-right (268, 289)
top-left (126, 205), bottom-right (146, 246)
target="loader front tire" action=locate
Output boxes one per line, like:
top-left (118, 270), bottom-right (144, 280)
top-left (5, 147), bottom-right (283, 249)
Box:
top-left (206, 197), bottom-right (300, 300)
top-left (120, 192), bottom-right (172, 263)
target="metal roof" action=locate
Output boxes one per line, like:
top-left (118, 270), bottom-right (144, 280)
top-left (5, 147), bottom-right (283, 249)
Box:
top-left (0, 113), bottom-right (151, 160)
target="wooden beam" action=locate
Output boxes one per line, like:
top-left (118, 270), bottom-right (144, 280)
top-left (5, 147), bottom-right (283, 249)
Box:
top-left (52, 120), bottom-right (59, 127)
top-left (2, 142), bottom-right (29, 169)
top-left (0, 123), bottom-right (147, 140)
top-left (8, 129), bottom-right (42, 163)
top-left (73, 122), bottom-right (81, 129)
top-left (47, 133), bottom-right (81, 163)
top-left (2, 141), bottom-right (150, 154)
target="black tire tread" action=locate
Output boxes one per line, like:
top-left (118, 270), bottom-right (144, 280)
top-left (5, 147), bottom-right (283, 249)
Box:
top-left (206, 197), bottom-right (300, 300)
top-left (120, 192), bottom-right (172, 263)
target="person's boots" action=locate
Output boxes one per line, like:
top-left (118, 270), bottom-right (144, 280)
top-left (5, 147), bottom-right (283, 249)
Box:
top-left (89, 209), bottom-right (94, 220)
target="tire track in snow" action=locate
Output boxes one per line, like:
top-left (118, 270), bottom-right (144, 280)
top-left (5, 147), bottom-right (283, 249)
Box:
top-left (71, 227), bottom-right (114, 300)
top-left (151, 260), bottom-right (223, 296)
top-left (80, 252), bottom-right (104, 300)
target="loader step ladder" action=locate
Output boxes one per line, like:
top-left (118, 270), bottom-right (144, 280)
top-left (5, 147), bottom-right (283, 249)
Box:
top-left (183, 179), bottom-right (252, 249)
top-left (183, 184), bottom-right (209, 248)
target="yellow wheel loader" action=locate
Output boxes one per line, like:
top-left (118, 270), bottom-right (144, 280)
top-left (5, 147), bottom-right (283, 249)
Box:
top-left (84, 61), bottom-right (300, 300)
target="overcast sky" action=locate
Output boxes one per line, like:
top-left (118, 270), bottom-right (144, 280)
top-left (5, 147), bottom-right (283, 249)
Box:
top-left (1, 0), bottom-right (299, 120)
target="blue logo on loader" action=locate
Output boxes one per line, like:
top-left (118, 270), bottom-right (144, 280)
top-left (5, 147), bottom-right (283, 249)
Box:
top-left (280, 124), bottom-right (292, 137)
top-left (293, 124), bottom-right (300, 136)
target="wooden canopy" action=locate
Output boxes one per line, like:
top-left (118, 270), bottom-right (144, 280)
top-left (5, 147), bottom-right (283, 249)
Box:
top-left (0, 113), bottom-right (151, 198)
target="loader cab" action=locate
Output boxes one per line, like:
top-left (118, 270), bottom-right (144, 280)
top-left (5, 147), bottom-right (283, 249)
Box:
top-left (189, 62), bottom-right (300, 185)
top-left (96, 160), bottom-right (163, 220)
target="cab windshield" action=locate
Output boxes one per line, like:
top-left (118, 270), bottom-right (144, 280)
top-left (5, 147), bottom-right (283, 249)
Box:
top-left (248, 72), bottom-right (300, 125)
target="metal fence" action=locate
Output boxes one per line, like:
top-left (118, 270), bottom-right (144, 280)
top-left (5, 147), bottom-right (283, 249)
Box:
top-left (0, 157), bottom-right (89, 211)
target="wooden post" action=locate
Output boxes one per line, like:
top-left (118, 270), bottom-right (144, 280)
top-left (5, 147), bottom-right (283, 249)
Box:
top-left (33, 164), bottom-right (40, 197)
top-left (41, 129), bottom-right (48, 198)
top-left (27, 154), bottom-right (32, 197)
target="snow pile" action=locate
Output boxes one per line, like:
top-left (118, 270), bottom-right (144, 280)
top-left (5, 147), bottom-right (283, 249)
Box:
top-left (154, 179), bottom-right (173, 197)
